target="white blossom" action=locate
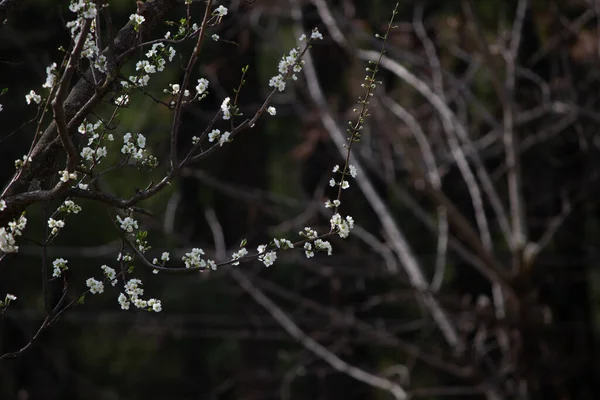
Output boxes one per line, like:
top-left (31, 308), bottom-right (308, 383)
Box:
top-left (25, 90), bottom-right (41, 105)
top-left (346, 215), bottom-right (354, 228)
top-left (59, 200), bottom-right (82, 214)
top-left (267, 106), bottom-right (276, 116)
top-left (42, 62), bottom-right (58, 89)
top-left (81, 147), bottom-right (94, 161)
top-left (134, 298), bottom-right (147, 308)
top-left (330, 214), bottom-right (354, 238)
top-left (257, 245), bottom-right (276, 267)
top-left (311, 28), bottom-right (324, 40)
top-left (274, 238), bottom-right (294, 249)
top-left (137, 134), bottom-right (146, 149)
top-left (314, 239), bottom-right (333, 256)
top-left (301, 227), bottom-right (318, 239)
top-left (115, 95), bottom-right (129, 106)
top-left (52, 258), bottom-right (68, 278)
top-left (208, 129), bottom-right (221, 143)
top-left (148, 298), bottom-right (162, 312)
top-left (94, 54), bottom-right (107, 73)
top-left (0, 215), bottom-right (26, 253)
top-left (129, 13), bottom-right (145, 26)
top-left (59, 170), bottom-right (77, 183)
top-left (261, 251), bottom-right (277, 267)
top-left (101, 265), bottom-right (118, 286)
top-left (218, 131), bottom-right (231, 147)
top-left (48, 218), bottom-right (65, 235)
top-left (206, 260), bottom-right (217, 270)
top-left (349, 164), bottom-right (358, 178)
top-left (0, 200), bottom-right (6, 211)
top-left (96, 146), bottom-right (107, 159)
top-left (124, 278), bottom-right (144, 299)
top-left (221, 97), bottom-right (231, 120)
top-left (214, 5), bottom-right (228, 16)
top-left (167, 47), bottom-right (176, 61)
top-left (182, 248), bottom-right (208, 269)
top-left (116, 215), bottom-right (139, 233)
top-left (118, 293), bottom-right (130, 310)
top-left (268, 75), bottom-right (286, 92)
top-left (86, 278), bottom-right (104, 294)
top-left (231, 248), bottom-right (248, 266)
top-left (0, 215), bottom-right (24, 253)
top-left (196, 78), bottom-right (209, 95)
top-left (0, 228), bottom-right (17, 253)
top-left (324, 199), bottom-right (341, 208)
top-left (304, 242), bottom-right (314, 258)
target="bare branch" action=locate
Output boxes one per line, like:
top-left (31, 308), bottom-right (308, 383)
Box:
top-left (231, 269), bottom-right (409, 400)
top-left (359, 51), bottom-right (513, 291)
top-left (169, 0), bottom-right (213, 167)
top-left (290, 0), bottom-right (461, 349)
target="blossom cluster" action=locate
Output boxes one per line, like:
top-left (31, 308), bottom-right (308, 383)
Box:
top-left (59, 170), bottom-right (78, 183)
top-left (6, 0), bottom-right (372, 319)
top-left (182, 248), bottom-right (217, 270)
top-left (0, 293), bottom-right (17, 308)
top-left (25, 90), bottom-right (41, 105)
top-left (118, 279), bottom-right (162, 312)
top-left (257, 244), bottom-right (277, 267)
top-left (86, 278), bottom-right (104, 294)
top-left (117, 215), bottom-right (139, 233)
top-left (325, 164), bottom-right (358, 208)
top-left (121, 132), bottom-right (157, 168)
top-left (84, 264), bottom-right (117, 295)
top-left (231, 248), bottom-right (248, 266)
top-left (67, 0), bottom-right (107, 74)
top-left (268, 28), bottom-right (323, 92)
top-left (46, 199), bottom-right (83, 236)
top-left (101, 264), bottom-right (118, 286)
top-left (68, 0), bottom-right (97, 20)
top-left (58, 200), bottom-right (82, 215)
top-left (206, 129), bottom-right (231, 147)
top-left (151, 252), bottom-right (170, 272)
top-left (120, 41), bottom-right (176, 95)
top-left (0, 214), bottom-right (27, 254)
top-left (52, 258), bottom-right (68, 277)
top-left (48, 218), bottom-right (65, 236)
top-left (14, 155), bottom-right (32, 170)
top-left (330, 214), bottom-right (354, 238)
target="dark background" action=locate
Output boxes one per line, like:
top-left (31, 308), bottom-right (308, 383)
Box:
top-left (1, 0), bottom-right (600, 399)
